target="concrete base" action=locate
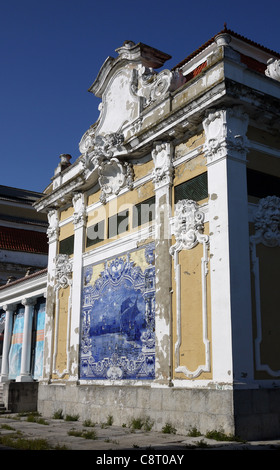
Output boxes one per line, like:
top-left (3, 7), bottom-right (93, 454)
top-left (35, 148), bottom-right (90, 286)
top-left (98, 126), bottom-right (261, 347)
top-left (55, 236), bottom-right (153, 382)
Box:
top-left (37, 382), bottom-right (280, 440)
top-left (3, 381), bottom-right (38, 413)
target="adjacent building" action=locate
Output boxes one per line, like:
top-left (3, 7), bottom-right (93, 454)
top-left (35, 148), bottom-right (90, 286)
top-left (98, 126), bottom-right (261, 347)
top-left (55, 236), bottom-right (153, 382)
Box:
top-left (1, 28), bottom-right (280, 439)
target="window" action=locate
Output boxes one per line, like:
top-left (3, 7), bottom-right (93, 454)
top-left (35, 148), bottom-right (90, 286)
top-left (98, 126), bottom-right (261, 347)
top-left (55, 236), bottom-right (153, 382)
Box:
top-left (174, 172), bottom-right (208, 204)
top-left (247, 168), bottom-right (280, 198)
top-left (59, 235), bottom-right (74, 256)
top-left (86, 220), bottom-right (105, 248)
top-left (108, 210), bottom-right (129, 238)
top-left (132, 196), bottom-right (155, 228)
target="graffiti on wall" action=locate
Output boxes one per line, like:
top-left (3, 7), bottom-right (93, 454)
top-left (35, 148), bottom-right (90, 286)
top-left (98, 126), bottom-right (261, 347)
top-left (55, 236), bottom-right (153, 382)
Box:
top-left (80, 243), bottom-right (155, 380)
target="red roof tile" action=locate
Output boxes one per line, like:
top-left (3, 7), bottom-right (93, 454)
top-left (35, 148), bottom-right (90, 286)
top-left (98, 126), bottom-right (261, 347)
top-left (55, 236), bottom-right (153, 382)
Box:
top-left (173, 27), bottom-right (280, 70)
top-left (0, 226), bottom-right (48, 254)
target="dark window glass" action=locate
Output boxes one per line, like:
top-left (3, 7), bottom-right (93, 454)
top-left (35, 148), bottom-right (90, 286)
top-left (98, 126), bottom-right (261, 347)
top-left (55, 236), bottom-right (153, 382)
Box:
top-left (108, 210), bottom-right (129, 238)
top-left (59, 235), bottom-right (74, 255)
top-left (174, 172), bottom-right (208, 203)
top-left (247, 168), bottom-right (280, 198)
top-left (132, 196), bottom-right (155, 228)
top-left (86, 220), bottom-right (105, 248)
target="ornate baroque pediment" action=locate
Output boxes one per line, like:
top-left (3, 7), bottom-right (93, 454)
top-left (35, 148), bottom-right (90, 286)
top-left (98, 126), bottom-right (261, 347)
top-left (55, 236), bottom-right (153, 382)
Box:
top-left (78, 41), bottom-right (185, 203)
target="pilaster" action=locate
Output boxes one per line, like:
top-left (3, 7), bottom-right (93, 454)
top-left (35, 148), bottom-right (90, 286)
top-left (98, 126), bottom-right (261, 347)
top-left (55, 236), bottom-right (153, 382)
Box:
top-left (43, 209), bottom-right (60, 381)
top-left (70, 192), bottom-right (87, 380)
top-left (203, 107), bottom-right (254, 386)
top-left (152, 141), bottom-right (173, 385)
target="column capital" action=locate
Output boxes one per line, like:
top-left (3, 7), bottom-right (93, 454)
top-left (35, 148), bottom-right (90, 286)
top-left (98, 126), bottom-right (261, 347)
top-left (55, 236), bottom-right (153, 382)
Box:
top-left (2, 303), bottom-right (17, 312)
top-left (203, 106), bottom-right (249, 166)
top-left (21, 297), bottom-right (37, 307)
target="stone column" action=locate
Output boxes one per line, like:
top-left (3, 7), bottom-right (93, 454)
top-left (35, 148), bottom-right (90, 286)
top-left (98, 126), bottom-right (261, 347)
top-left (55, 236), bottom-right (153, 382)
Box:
top-left (70, 192), bottom-right (87, 380)
top-left (0, 304), bottom-right (16, 382)
top-left (151, 142), bottom-right (174, 385)
top-left (203, 107), bottom-right (254, 386)
top-left (17, 298), bottom-right (36, 382)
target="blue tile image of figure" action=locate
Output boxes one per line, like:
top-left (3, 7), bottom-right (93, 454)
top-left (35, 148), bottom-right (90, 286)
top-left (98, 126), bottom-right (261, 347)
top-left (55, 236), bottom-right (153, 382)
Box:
top-left (80, 245), bottom-right (155, 380)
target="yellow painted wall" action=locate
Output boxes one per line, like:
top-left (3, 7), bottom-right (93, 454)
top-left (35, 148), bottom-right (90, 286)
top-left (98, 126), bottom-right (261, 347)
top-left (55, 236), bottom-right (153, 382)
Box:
top-left (85, 178), bottom-right (155, 252)
top-left (172, 223), bottom-right (212, 380)
top-left (59, 223), bottom-right (74, 240)
top-left (53, 285), bottom-right (70, 379)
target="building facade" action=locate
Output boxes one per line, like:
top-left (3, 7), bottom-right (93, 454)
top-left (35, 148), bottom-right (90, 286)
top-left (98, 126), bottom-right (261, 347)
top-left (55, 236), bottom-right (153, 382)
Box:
top-left (0, 185), bottom-right (48, 285)
top-left (1, 28), bottom-right (280, 439)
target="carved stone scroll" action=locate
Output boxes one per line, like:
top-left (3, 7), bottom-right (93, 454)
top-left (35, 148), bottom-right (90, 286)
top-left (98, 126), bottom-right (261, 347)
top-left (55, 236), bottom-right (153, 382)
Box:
top-left (203, 107), bottom-right (249, 164)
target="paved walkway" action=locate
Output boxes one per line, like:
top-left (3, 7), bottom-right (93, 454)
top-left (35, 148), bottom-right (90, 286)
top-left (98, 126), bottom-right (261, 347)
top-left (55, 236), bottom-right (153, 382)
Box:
top-left (0, 413), bottom-right (279, 452)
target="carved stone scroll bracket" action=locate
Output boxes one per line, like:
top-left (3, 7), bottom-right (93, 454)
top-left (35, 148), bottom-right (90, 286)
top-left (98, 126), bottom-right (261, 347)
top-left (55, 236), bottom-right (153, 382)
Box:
top-left (250, 195), bottom-right (280, 377)
top-left (79, 130), bottom-right (125, 160)
top-left (151, 141), bottom-right (174, 189)
top-left (98, 157), bottom-right (134, 204)
top-left (170, 200), bottom-right (210, 379)
top-left (72, 192), bottom-right (87, 229)
top-left (136, 65), bottom-right (186, 108)
top-left (47, 210), bottom-right (60, 243)
top-left (203, 107), bottom-right (249, 165)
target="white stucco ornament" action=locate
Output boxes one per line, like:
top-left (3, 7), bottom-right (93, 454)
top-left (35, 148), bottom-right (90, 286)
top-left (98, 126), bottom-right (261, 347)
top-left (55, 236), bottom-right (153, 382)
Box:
top-left (151, 142), bottom-right (173, 188)
top-left (265, 58), bottom-right (280, 82)
top-left (253, 195), bottom-right (280, 247)
top-left (203, 107), bottom-right (248, 162)
top-left (170, 199), bottom-right (207, 254)
top-left (98, 157), bottom-right (134, 204)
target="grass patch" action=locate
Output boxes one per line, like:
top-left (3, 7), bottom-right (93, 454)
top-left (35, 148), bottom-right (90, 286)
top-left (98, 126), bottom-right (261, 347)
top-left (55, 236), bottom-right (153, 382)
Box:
top-left (0, 424), bottom-right (16, 431)
top-left (26, 413), bottom-right (49, 425)
top-left (205, 429), bottom-right (245, 443)
top-left (0, 434), bottom-right (52, 450)
top-left (68, 428), bottom-right (97, 440)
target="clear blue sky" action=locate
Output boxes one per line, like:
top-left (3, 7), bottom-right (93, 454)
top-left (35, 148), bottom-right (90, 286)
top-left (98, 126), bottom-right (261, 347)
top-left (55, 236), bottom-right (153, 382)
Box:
top-left (1, 0), bottom-right (279, 193)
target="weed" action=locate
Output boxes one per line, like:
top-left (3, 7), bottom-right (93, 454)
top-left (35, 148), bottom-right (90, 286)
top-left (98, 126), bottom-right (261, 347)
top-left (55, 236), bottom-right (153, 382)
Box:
top-left (53, 409), bottom-right (64, 420)
top-left (105, 438), bottom-right (119, 445)
top-left (83, 419), bottom-right (96, 427)
top-left (162, 422), bottom-right (176, 434)
top-left (205, 429), bottom-right (245, 442)
top-left (0, 434), bottom-right (52, 450)
top-left (0, 424), bottom-right (15, 431)
top-left (26, 414), bottom-right (49, 425)
top-left (68, 428), bottom-right (97, 440)
top-left (187, 427), bottom-right (202, 437)
top-left (129, 416), bottom-right (153, 431)
top-left (64, 414), bottom-right (79, 422)
top-left (106, 415), bottom-right (114, 426)
top-left (196, 439), bottom-right (210, 448)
